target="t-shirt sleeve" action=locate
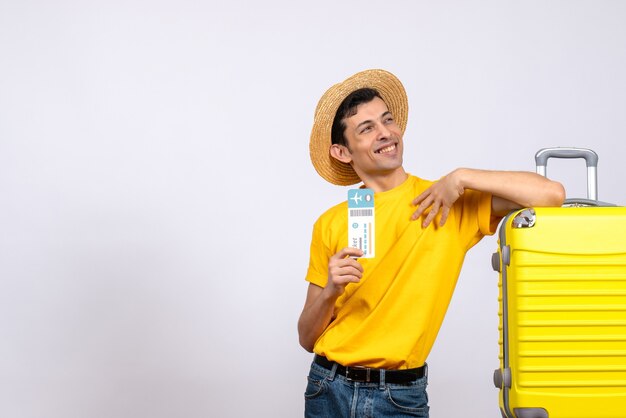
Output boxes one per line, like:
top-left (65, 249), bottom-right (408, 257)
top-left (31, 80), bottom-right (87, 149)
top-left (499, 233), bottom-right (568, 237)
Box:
top-left (305, 217), bottom-right (332, 288)
top-left (477, 190), bottom-right (502, 236)
top-left (458, 189), bottom-right (503, 250)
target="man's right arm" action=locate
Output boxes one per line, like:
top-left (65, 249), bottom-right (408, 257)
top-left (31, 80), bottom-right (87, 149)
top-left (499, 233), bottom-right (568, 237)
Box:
top-left (297, 247), bottom-right (364, 352)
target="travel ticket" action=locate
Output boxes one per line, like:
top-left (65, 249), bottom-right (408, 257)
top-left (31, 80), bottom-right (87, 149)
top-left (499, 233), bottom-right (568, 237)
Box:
top-left (347, 188), bottom-right (375, 258)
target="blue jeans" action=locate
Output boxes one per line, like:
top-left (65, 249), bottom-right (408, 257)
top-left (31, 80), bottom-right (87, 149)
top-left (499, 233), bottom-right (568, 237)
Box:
top-left (304, 361), bottom-right (429, 418)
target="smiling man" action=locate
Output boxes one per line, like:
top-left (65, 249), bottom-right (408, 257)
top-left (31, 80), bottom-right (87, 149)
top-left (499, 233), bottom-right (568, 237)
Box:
top-left (298, 69), bottom-right (565, 418)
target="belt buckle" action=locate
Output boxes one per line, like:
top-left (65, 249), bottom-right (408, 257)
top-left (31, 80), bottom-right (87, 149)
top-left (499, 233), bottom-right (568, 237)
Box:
top-left (345, 366), bottom-right (372, 383)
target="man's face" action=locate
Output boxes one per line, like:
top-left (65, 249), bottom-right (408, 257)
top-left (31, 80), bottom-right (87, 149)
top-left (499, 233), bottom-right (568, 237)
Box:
top-left (340, 96), bottom-right (404, 180)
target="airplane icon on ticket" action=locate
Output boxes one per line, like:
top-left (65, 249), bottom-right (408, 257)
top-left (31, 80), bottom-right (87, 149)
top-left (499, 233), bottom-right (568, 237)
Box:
top-left (350, 192), bottom-right (363, 206)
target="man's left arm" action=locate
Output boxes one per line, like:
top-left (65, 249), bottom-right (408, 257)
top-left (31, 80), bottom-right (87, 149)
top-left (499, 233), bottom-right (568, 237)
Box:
top-left (412, 168), bottom-right (566, 228)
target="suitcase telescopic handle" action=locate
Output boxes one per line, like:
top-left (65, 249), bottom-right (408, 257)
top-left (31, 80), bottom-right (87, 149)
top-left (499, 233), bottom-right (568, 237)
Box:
top-left (535, 147), bottom-right (598, 201)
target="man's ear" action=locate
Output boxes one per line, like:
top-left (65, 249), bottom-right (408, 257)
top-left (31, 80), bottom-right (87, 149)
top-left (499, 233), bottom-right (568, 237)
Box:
top-left (330, 144), bottom-right (352, 164)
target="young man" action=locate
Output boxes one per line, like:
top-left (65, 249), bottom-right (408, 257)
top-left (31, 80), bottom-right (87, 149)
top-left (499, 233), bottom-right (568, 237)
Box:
top-left (298, 69), bottom-right (565, 418)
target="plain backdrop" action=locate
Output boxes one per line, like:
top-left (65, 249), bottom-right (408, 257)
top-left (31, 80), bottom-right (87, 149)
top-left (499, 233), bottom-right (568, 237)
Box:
top-left (2, 1), bottom-right (626, 417)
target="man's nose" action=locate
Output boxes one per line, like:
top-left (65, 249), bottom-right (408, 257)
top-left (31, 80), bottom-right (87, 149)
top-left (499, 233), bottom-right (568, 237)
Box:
top-left (376, 123), bottom-right (391, 139)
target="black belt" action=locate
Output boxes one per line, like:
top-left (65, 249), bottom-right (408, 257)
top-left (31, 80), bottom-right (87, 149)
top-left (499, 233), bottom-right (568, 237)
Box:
top-left (314, 355), bottom-right (426, 384)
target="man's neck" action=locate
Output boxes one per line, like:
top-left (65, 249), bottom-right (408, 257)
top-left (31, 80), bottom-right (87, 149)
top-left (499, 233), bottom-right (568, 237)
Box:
top-left (360, 169), bottom-right (408, 193)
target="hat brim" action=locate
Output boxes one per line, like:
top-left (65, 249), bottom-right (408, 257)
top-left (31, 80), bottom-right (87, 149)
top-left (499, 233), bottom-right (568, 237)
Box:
top-left (309, 69), bottom-right (408, 186)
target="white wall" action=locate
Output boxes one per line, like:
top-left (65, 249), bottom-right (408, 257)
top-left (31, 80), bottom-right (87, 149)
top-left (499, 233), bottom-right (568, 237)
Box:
top-left (1, 1), bottom-right (626, 417)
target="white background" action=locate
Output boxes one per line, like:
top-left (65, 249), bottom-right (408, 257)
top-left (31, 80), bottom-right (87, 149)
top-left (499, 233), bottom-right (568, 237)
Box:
top-left (2, 1), bottom-right (626, 417)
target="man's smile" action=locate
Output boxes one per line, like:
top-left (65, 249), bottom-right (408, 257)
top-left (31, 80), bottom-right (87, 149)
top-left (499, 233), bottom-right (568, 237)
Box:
top-left (375, 143), bottom-right (397, 154)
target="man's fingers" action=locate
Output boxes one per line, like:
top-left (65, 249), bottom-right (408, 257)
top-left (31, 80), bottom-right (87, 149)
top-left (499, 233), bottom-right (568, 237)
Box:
top-left (422, 202), bottom-right (441, 228)
top-left (334, 273), bottom-right (361, 285)
top-left (411, 196), bottom-right (433, 220)
top-left (438, 206), bottom-right (451, 227)
top-left (327, 249), bottom-right (364, 291)
top-left (411, 189), bottom-right (430, 206)
top-left (330, 264), bottom-right (363, 278)
top-left (329, 248), bottom-right (364, 287)
top-left (334, 247), bottom-right (364, 260)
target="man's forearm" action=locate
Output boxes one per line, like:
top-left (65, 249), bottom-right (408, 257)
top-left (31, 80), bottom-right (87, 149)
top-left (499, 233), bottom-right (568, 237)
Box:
top-left (455, 168), bottom-right (565, 215)
top-left (298, 285), bottom-right (337, 352)
top-left (298, 248), bottom-right (364, 352)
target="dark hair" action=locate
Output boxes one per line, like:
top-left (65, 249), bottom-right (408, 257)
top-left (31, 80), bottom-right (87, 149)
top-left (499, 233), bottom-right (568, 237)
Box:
top-left (331, 88), bottom-right (382, 148)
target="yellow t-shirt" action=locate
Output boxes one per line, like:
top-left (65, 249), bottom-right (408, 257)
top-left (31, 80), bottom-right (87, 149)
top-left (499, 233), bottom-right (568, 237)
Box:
top-left (306, 174), bottom-right (500, 369)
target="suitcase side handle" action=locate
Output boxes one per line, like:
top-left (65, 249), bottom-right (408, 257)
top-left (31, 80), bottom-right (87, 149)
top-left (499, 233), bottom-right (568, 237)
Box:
top-left (535, 147), bottom-right (598, 201)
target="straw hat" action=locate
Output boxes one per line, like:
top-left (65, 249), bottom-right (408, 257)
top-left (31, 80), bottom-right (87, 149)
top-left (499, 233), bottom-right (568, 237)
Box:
top-left (309, 69), bottom-right (409, 185)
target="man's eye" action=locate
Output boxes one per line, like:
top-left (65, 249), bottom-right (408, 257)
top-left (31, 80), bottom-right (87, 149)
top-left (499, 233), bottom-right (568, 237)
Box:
top-left (384, 117), bottom-right (394, 124)
top-left (360, 126), bottom-right (373, 134)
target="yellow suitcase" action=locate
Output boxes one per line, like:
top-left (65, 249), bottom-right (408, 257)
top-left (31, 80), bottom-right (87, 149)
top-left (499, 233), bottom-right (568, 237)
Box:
top-left (492, 148), bottom-right (626, 418)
